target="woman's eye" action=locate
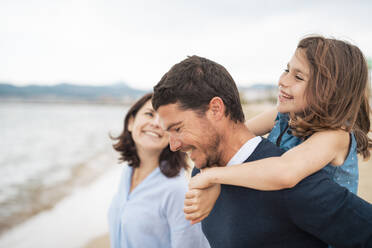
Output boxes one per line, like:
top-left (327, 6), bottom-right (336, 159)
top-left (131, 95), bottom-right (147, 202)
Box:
top-left (145, 112), bottom-right (154, 117)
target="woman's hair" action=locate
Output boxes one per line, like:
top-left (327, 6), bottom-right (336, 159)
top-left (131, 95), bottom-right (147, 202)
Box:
top-left (290, 35), bottom-right (372, 159)
top-left (111, 93), bottom-right (188, 177)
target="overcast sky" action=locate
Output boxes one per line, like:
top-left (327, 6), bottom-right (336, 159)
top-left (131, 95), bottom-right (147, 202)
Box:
top-left (1, 0), bottom-right (371, 89)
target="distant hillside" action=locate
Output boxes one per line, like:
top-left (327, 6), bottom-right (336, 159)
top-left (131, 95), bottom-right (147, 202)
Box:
top-left (238, 83), bottom-right (276, 91)
top-left (0, 82), bottom-right (147, 103)
top-left (239, 83), bottom-right (277, 103)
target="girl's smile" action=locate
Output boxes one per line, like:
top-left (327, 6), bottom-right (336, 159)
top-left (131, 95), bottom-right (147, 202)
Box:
top-left (276, 48), bottom-right (309, 114)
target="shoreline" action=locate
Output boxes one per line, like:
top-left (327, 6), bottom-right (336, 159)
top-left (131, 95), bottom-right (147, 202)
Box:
top-left (0, 165), bottom-right (122, 248)
top-left (0, 149), bottom-right (118, 236)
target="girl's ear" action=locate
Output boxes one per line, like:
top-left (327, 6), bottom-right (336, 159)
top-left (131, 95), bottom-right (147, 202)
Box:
top-left (128, 116), bottom-right (134, 132)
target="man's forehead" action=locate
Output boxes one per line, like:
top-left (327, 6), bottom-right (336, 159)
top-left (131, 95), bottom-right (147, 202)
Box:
top-left (157, 103), bottom-right (185, 129)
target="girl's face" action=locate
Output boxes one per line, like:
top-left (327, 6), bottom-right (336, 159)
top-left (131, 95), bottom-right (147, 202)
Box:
top-left (276, 48), bottom-right (310, 114)
top-left (128, 100), bottom-right (169, 154)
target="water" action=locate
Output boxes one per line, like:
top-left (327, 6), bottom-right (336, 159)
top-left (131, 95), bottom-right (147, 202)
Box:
top-left (0, 102), bottom-right (128, 234)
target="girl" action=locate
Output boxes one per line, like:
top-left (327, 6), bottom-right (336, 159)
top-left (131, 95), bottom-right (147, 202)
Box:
top-left (184, 36), bottom-right (372, 224)
top-left (108, 93), bottom-right (209, 248)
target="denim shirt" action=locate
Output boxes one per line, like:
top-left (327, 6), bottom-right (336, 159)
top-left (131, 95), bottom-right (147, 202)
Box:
top-left (267, 112), bottom-right (358, 194)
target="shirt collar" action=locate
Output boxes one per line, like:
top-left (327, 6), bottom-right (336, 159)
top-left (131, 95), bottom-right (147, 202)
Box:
top-left (226, 136), bottom-right (262, 166)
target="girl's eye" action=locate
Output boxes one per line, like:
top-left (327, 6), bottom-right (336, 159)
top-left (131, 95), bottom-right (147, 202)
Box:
top-left (295, 75), bottom-right (304, 81)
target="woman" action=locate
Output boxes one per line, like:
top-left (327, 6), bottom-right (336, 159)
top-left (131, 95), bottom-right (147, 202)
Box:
top-left (108, 93), bottom-right (209, 248)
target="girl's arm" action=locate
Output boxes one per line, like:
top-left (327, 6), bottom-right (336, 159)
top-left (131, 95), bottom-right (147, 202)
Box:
top-left (189, 130), bottom-right (350, 190)
top-left (184, 184), bottom-right (221, 224)
top-left (245, 108), bottom-right (277, 136)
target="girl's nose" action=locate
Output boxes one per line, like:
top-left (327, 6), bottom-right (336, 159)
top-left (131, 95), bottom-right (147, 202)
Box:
top-left (278, 75), bottom-right (290, 88)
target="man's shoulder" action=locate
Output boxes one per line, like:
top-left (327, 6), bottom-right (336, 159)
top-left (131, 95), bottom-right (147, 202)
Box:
top-left (192, 138), bottom-right (283, 177)
top-left (244, 138), bottom-right (284, 162)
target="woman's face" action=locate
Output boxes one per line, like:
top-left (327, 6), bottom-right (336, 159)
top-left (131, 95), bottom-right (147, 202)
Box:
top-left (276, 48), bottom-right (309, 114)
top-left (128, 100), bottom-right (169, 153)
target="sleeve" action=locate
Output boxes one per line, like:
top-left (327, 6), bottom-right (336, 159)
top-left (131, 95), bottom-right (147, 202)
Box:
top-left (284, 170), bottom-right (372, 247)
top-left (107, 166), bottom-right (128, 248)
top-left (163, 179), bottom-right (210, 248)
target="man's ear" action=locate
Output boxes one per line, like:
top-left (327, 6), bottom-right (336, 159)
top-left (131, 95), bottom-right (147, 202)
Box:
top-left (128, 116), bottom-right (134, 132)
top-left (207, 97), bottom-right (225, 120)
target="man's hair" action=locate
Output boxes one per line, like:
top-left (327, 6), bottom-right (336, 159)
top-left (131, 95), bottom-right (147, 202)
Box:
top-left (152, 55), bottom-right (245, 123)
top-left (111, 93), bottom-right (188, 177)
top-left (291, 35), bottom-right (372, 159)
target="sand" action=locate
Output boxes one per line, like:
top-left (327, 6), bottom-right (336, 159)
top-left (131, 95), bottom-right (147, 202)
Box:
top-left (0, 166), bottom-right (122, 248)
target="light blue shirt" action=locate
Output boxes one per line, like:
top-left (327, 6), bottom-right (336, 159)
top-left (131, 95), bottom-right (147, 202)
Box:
top-left (108, 165), bottom-right (210, 248)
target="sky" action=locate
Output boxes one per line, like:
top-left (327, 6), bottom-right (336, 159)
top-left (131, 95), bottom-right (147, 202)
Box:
top-left (1, 0), bottom-right (371, 90)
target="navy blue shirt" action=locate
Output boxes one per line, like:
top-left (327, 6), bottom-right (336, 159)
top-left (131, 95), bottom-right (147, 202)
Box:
top-left (193, 138), bottom-right (372, 248)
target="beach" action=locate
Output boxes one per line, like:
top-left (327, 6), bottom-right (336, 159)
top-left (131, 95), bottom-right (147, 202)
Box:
top-left (0, 102), bottom-right (126, 248)
top-left (0, 165), bottom-right (121, 248)
top-left (1, 102), bottom-right (371, 248)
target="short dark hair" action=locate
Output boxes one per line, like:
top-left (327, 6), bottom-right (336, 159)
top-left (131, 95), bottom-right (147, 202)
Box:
top-left (152, 55), bottom-right (245, 123)
top-left (111, 93), bottom-right (188, 177)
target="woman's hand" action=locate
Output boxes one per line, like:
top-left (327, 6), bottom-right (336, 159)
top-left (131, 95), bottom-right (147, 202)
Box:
top-left (184, 184), bottom-right (221, 224)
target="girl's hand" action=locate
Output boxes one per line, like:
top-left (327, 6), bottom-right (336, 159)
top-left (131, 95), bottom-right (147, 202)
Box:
top-left (189, 168), bottom-right (214, 189)
top-left (183, 184), bottom-right (221, 224)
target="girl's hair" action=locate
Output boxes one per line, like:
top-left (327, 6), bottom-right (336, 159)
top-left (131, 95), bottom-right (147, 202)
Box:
top-left (290, 35), bottom-right (372, 159)
top-left (111, 93), bottom-right (188, 177)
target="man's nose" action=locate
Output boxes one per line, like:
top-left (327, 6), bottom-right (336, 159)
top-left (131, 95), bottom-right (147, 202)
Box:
top-left (169, 135), bottom-right (182, 152)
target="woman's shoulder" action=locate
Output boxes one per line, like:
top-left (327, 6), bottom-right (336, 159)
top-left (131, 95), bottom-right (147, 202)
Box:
top-left (158, 171), bottom-right (188, 210)
top-left (161, 170), bottom-right (188, 190)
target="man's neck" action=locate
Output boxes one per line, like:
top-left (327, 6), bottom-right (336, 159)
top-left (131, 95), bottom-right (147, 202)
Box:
top-left (218, 122), bottom-right (256, 166)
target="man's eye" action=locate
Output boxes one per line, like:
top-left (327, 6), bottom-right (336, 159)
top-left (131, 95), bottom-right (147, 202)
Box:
top-left (175, 127), bottom-right (181, 132)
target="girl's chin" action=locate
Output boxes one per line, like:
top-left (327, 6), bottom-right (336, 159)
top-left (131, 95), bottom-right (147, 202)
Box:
top-left (276, 105), bottom-right (291, 113)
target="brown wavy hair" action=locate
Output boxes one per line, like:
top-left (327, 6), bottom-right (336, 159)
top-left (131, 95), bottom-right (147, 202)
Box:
top-left (111, 93), bottom-right (188, 177)
top-left (289, 35), bottom-right (372, 159)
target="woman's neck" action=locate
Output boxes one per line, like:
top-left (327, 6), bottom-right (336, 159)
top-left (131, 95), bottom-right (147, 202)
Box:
top-left (130, 148), bottom-right (161, 192)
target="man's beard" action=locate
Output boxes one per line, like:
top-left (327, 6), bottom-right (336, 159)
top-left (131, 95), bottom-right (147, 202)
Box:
top-left (202, 133), bottom-right (222, 168)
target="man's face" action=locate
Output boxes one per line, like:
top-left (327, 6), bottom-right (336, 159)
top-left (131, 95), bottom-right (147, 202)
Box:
top-left (157, 103), bottom-right (221, 169)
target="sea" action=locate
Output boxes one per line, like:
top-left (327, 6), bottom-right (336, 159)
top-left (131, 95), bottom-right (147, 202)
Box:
top-left (0, 101), bottom-right (128, 236)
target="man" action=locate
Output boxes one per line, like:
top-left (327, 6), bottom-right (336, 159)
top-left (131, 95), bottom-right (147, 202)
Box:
top-left (152, 55), bottom-right (372, 247)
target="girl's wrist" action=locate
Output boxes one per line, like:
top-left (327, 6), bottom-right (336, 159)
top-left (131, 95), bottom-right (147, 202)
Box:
top-left (205, 167), bottom-right (221, 184)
